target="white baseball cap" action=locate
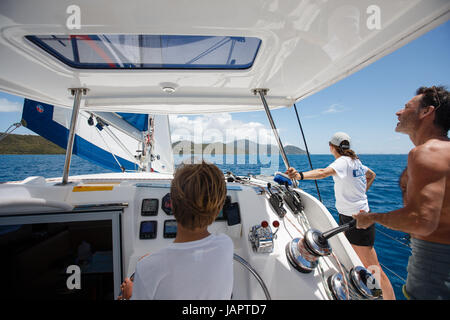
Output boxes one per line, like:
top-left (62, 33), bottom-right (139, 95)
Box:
top-left (329, 132), bottom-right (351, 149)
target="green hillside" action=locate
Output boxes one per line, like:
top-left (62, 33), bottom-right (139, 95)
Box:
top-left (0, 134), bottom-right (65, 154)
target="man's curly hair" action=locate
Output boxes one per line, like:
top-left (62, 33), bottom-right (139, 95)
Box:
top-left (170, 161), bottom-right (226, 230)
top-left (416, 85), bottom-right (449, 134)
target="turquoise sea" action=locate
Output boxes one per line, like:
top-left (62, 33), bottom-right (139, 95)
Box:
top-left (0, 153), bottom-right (410, 299)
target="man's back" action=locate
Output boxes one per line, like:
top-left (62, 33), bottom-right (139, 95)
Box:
top-left (131, 233), bottom-right (234, 300)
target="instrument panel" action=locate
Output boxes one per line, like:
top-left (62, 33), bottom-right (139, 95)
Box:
top-left (139, 193), bottom-right (240, 240)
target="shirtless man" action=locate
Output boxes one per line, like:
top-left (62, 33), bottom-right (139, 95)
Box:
top-left (353, 85), bottom-right (450, 300)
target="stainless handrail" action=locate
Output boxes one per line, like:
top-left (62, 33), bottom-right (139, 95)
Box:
top-left (233, 253), bottom-right (271, 300)
top-left (61, 88), bottom-right (88, 185)
top-left (252, 88), bottom-right (298, 188)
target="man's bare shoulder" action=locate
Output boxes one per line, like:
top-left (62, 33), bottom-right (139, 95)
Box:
top-left (408, 138), bottom-right (450, 172)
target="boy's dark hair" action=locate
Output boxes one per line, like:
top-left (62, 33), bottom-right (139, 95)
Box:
top-left (416, 85), bottom-right (449, 134)
top-left (170, 161), bottom-right (226, 230)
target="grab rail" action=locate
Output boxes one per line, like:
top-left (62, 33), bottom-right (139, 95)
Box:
top-left (233, 253), bottom-right (271, 300)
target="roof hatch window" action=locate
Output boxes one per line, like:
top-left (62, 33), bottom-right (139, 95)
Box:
top-left (26, 35), bottom-right (261, 69)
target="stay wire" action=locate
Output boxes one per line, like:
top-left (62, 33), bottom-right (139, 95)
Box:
top-left (375, 227), bottom-right (411, 251)
top-left (0, 122), bottom-right (22, 142)
top-left (293, 103), bottom-right (322, 202)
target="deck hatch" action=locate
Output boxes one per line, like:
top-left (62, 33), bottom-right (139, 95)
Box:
top-left (25, 34), bottom-right (262, 70)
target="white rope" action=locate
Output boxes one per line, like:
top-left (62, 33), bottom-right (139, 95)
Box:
top-left (375, 227), bottom-right (411, 251)
top-left (95, 127), bottom-right (125, 171)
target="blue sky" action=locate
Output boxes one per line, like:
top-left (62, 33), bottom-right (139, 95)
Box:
top-left (1, 20), bottom-right (449, 154)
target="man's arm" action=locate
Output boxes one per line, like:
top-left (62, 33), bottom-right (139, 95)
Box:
top-left (354, 146), bottom-right (446, 236)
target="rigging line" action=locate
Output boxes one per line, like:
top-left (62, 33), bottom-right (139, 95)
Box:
top-left (317, 259), bottom-right (334, 300)
top-left (297, 211), bottom-right (311, 229)
top-left (282, 218), bottom-right (295, 240)
top-left (1, 122), bottom-right (20, 135)
top-left (330, 251), bottom-right (350, 299)
top-left (0, 126), bottom-right (13, 139)
top-left (293, 103), bottom-right (322, 202)
top-left (226, 38), bottom-right (236, 65)
top-left (186, 38), bottom-right (231, 64)
top-left (95, 126), bottom-right (125, 172)
top-left (0, 122), bottom-right (22, 142)
top-left (73, 35), bottom-right (116, 68)
top-left (375, 227), bottom-right (411, 251)
top-left (99, 35), bottom-right (125, 68)
top-left (285, 214), bottom-right (304, 236)
top-left (379, 262), bottom-right (407, 283)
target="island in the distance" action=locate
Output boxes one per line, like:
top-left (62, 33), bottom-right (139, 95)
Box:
top-left (0, 134), bottom-right (306, 155)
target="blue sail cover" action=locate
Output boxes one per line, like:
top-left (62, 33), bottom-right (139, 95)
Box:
top-left (21, 99), bottom-right (138, 172)
top-left (117, 113), bottom-right (148, 132)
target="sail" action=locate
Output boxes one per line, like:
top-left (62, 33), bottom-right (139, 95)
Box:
top-left (21, 99), bottom-right (174, 174)
top-left (151, 114), bottom-right (174, 174)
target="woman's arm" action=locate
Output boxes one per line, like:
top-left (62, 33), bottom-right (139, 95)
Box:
top-left (365, 168), bottom-right (376, 191)
top-left (286, 167), bottom-right (336, 180)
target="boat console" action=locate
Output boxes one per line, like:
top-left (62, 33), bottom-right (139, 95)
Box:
top-left (0, 173), bottom-right (383, 300)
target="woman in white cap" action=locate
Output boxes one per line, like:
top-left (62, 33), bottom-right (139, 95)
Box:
top-left (285, 132), bottom-right (395, 300)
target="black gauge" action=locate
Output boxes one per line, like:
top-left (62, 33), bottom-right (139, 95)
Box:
top-left (223, 201), bottom-right (241, 226)
top-left (161, 193), bottom-right (173, 215)
top-left (164, 219), bottom-right (177, 238)
top-left (141, 198), bottom-right (159, 216)
top-left (139, 221), bottom-right (157, 239)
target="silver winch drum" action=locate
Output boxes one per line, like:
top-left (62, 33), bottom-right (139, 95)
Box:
top-left (285, 237), bottom-right (318, 273)
top-left (327, 273), bottom-right (350, 300)
top-left (349, 266), bottom-right (383, 299)
top-left (303, 228), bottom-right (332, 257)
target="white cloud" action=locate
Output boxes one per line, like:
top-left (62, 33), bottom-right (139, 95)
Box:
top-left (299, 103), bottom-right (347, 119)
top-left (169, 113), bottom-right (277, 145)
top-left (322, 103), bottom-right (346, 114)
top-left (0, 98), bottom-right (22, 112)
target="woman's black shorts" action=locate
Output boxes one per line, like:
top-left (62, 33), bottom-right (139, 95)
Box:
top-left (339, 214), bottom-right (375, 247)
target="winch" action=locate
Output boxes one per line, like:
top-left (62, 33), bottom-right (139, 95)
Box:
top-left (286, 220), bottom-right (356, 273)
top-left (349, 266), bottom-right (382, 299)
top-left (286, 220), bottom-right (382, 300)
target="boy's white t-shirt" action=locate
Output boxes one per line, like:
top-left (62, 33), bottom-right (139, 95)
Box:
top-left (131, 233), bottom-right (233, 300)
top-left (328, 156), bottom-right (370, 216)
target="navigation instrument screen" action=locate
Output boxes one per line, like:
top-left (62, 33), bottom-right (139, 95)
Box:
top-left (141, 199), bottom-right (159, 216)
top-left (164, 220), bottom-right (177, 238)
top-left (139, 221), bottom-right (157, 239)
